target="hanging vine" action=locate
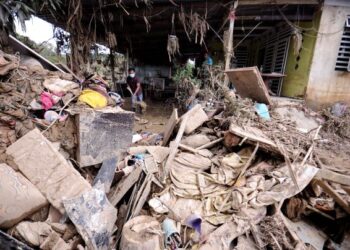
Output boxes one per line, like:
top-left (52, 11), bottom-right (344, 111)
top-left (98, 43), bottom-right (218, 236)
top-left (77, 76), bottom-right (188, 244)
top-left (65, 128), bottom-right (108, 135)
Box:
top-left (178, 6), bottom-right (209, 45)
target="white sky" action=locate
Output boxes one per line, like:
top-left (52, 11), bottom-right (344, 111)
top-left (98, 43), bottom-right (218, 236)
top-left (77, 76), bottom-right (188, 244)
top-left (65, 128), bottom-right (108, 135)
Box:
top-left (16, 16), bottom-right (56, 47)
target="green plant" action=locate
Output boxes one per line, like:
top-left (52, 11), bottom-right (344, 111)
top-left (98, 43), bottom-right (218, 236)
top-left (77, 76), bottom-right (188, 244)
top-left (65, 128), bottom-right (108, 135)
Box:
top-left (173, 64), bottom-right (201, 87)
top-left (0, 0), bottom-right (62, 33)
top-left (0, 0), bottom-right (33, 32)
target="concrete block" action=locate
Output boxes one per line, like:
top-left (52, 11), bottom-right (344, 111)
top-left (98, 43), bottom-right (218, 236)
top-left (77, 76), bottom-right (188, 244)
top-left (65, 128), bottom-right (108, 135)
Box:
top-left (6, 128), bottom-right (91, 214)
top-left (76, 107), bottom-right (134, 167)
top-left (0, 163), bottom-right (48, 229)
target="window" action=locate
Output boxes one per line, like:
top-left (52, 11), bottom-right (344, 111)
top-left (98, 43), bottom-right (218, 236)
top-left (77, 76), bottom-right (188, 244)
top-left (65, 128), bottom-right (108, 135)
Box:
top-left (335, 15), bottom-right (350, 71)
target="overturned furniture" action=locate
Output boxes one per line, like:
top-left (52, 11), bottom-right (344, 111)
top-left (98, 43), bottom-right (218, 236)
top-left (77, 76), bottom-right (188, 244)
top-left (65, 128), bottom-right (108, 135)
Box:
top-left (76, 107), bottom-right (134, 167)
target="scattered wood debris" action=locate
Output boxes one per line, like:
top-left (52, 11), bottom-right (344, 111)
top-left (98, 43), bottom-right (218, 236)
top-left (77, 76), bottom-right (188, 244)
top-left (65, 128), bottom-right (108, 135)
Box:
top-left (0, 49), bottom-right (349, 250)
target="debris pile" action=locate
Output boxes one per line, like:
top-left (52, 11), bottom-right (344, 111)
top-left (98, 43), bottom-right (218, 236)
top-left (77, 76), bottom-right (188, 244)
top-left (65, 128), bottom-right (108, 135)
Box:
top-left (0, 50), bottom-right (349, 250)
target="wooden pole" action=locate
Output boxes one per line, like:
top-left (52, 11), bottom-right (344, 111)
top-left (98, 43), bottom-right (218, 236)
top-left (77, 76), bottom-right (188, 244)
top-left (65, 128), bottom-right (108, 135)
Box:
top-left (224, 1), bottom-right (238, 86)
top-left (110, 48), bottom-right (116, 91)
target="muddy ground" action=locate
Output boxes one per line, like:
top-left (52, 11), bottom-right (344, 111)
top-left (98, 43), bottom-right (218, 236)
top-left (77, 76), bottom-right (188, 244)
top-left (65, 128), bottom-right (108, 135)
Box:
top-left (124, 97), bottom-right (172, 133)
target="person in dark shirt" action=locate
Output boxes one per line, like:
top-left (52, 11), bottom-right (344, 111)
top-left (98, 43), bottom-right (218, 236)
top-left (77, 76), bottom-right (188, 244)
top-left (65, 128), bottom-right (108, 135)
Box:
top-left (126, 68), bottom-right (143, 111)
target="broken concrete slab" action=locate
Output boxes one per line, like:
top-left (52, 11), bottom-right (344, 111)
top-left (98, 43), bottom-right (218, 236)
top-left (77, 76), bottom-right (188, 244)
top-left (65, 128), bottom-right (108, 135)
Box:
top-left (182, 104), bottom-right (208, 134)
top-left (63, 186), bottom-right (118, 250)
top-left (93, 156), bottom-right (118, 193)
top-left (46, 206), bottom-right (63, 224)
top-left (76, 107), bottom-right (134, 167)
top-left (225, 66), bottom-right (272, 105)
top-left (0, 163), bottom-right (48, 229)
top-left (40, 231), bottom-right (70, 250)
top-left (6, 128), bottom-right (91, 214)
top-left (14, 221), bottom-right (52, 247)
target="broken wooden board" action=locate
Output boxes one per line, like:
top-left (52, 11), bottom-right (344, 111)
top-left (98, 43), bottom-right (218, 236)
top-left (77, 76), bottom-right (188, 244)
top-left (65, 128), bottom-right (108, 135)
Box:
top-left (315, 168), bottom-right (350, 186)
top-left (0, 163), bottom-right (48, 229)
top-left (63, 187), bottom-right (117, 250)
top-left (314, 179), bottom-right (350, 214)
top-left (144, 155), bottom-right (158, 174)
top-left (128, 146), bottom-right (170, 163)
top-left (131, 175), bottom-right (152, 218)
top-left (283, 216), bottom-right (327, 250)
top-left (76, 107), bottom-right (134, 167)
top-left (164, 115), bottom-right (189, 178)
top-left (162, 108), bottom-right (178, 146)
top-left (6, 128), bottom-right (91, 214)
top-left (225, 66), bottom-right (272, 104)
top-left (108, 166), bottom-right (143, 206)
top-left (181, 104), bottom-right (208, 134)
top-left (229, 124), bottom-right (279, 153)
top-left (93, 157), bottom-right (118, 193)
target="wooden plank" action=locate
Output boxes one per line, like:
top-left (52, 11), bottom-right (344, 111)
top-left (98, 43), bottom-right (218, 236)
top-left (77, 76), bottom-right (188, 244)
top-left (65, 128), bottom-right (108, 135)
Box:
top-left (93, 157), bottom-right (118, 193)
top-left (162, 108), bottom-right (178, 146)
top-left (9, 35), bottom-right (65, 73)
top-left (196, 137), bottom-right (223, 150)
top-left (181, 104), bottom-right (208, 134)
top-left (225, 66), bottom-right (272, 104)
top-left (314, 179), bottom-right (350, 214)
top-left (108, 166), bottom-right (143, 206)
top-left (164, 115), bottom-right (189, 177)
top-left (316, 168), bottom-right (350, 186)
top-left (229, 124), bottom-right (278, 153)
top-left (130, 176), bottom-right (152, 218)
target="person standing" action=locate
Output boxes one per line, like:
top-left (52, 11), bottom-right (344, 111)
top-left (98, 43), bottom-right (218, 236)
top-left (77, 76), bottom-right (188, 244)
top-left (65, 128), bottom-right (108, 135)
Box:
top-left (126, 68), bottom-right (143, 112)
top-left (204, 53), bottom-right (213, 67)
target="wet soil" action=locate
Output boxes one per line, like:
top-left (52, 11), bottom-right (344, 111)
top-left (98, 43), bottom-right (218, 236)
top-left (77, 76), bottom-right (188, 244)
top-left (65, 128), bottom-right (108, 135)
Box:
top-left (123, 97), bottom-right (172, 134)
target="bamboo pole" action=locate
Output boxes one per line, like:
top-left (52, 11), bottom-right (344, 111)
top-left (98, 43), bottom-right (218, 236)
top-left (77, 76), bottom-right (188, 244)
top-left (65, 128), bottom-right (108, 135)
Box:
top-left (224, 1), bottom-right (238, 86)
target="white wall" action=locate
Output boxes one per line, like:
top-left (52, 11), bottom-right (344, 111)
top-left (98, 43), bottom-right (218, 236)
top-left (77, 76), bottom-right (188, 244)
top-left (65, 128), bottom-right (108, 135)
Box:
top-left (306, 4), bottom-right (350, 109)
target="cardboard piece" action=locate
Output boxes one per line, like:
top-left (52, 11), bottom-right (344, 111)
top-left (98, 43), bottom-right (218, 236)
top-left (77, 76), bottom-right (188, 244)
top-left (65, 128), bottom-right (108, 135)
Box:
top-left (225, 66), bottom-right (272, 104)
top-left (6, 128), bottom-right (91, 213)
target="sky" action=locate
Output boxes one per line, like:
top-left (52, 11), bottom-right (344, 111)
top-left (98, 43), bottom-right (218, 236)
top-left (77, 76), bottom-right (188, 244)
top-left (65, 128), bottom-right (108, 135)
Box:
top-left (16, 16), bottom-right (56, 47)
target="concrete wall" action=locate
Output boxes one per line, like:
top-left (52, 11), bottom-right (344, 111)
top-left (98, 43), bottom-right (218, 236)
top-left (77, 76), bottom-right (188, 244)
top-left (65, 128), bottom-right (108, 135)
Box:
top-left (281, 20), bottom-right (319, 98)
top-left (306, 5), bottom-right (350, 109)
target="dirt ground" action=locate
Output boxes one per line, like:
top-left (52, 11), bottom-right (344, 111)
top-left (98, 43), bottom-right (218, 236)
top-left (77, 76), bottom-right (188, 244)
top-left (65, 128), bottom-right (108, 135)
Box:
top-left (123, 97), bottom-right (172, 133)
top-left (316, 132), bottom-right (350, 173)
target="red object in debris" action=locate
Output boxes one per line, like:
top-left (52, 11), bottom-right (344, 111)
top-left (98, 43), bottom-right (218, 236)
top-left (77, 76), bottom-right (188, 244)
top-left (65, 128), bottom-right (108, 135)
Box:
top-left (40, 92), bottom-right (55, 110)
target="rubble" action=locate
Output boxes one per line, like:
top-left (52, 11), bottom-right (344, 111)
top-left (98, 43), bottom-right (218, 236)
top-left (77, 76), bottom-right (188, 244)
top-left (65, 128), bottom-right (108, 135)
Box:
top-left (76, 107), bottom-right (134, 167)
top-left (0, 49), bottom-right (349, 250)
top-left (0, 163), bottom-right (47, 229)
top-left (6, 128), bottom-right (91, 214)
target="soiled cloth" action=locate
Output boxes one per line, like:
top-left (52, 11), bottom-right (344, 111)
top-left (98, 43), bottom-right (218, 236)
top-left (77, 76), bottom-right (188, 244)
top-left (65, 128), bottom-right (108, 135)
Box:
top-left (78, 89), bottom-right (107, 109)
top-left (167, 148), bottom-right (318, 226)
